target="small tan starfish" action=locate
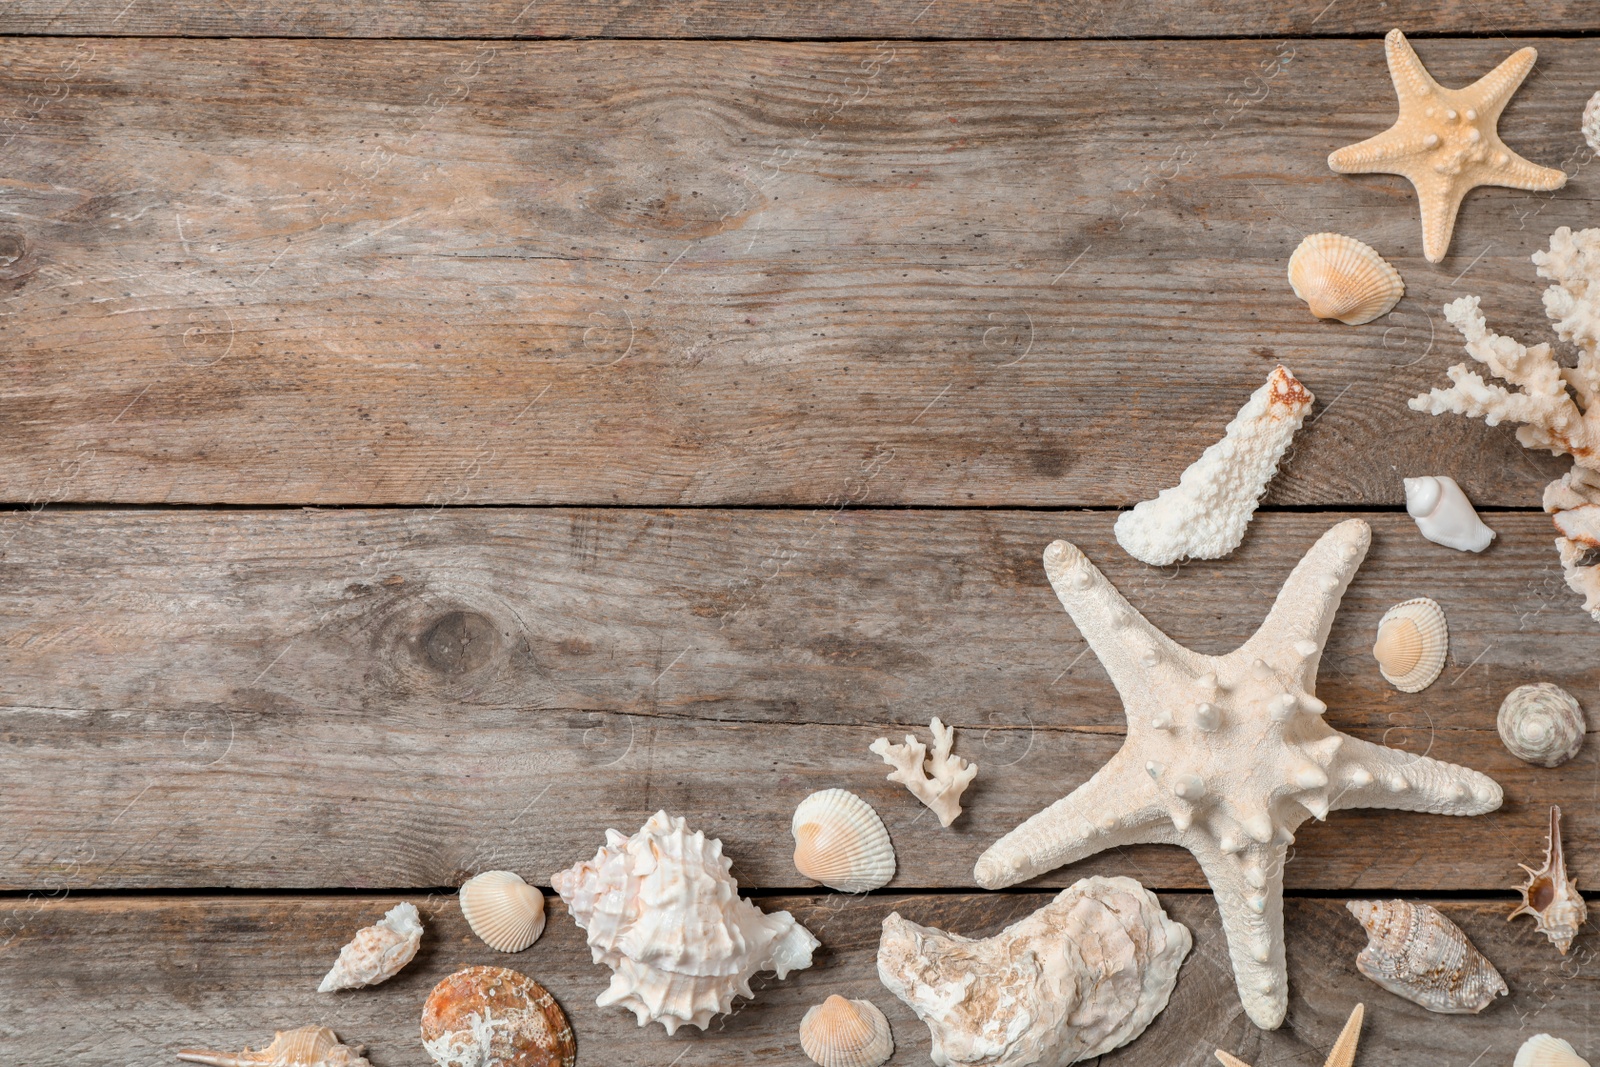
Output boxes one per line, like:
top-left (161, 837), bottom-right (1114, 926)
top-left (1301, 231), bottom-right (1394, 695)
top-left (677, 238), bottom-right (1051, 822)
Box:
top-left (1329, 29), bottom-right (1565, 263)
top-left (1216, 1003), bottom-right (1365, 1067)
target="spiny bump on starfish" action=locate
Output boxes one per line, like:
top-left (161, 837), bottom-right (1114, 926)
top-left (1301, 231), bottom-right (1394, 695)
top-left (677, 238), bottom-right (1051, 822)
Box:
top-left (976, 521), bottom-right (1502, 1030)
top-left (1329, 29), bottom-right (1566, 263)
top-left (1217, 1004), bottom-right (1365, 1067)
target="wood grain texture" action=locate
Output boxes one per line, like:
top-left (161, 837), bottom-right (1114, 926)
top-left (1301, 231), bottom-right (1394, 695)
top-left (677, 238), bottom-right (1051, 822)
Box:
top-left (2, 37), bottom-right (1595, 507)
top-left (4, 892), bottom-right (1591, 1066)
top-left (5, 1), bottom-right (1600, 39)
top-left (3, 508), bottom-right (1593, 891)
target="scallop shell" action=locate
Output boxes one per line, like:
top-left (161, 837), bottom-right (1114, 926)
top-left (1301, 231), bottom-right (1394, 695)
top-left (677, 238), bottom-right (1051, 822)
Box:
top-left (1498, 684), bottom-right (1585, 767)
top-left (1345, 900), bottom-right (1506, 1013)
top-left (1288, 233), bottom-right (1404, 325)
top-left (1516, 1034), bottom-right (1590, 1067)
top-left (420, 965), bottom-right (575, 1067)
top-left (317, 902), bottom-right (423, 992)
top-left (799, 995), bottom-right (894, 1067)
top-left (176, 1026), bottom-right (371, 1067)
top-left (460, 871), bottom-right (546, 953)
top-left (792, 789), bottom-right (896, 893)
top-left (1510, 805), bottom-right (1587, 955)
top-left (1372, 598), bottom-right (1448, 693)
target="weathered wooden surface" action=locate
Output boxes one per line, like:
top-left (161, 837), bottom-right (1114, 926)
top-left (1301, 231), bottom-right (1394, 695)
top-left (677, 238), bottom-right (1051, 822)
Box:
top-left (5, 1), bottom-right (1600, 39)
top-left (2, 892), bottom-right (1589, 1066)
top-left (2, 37), bottom-right (1594, 507)
top-left (3, 508), bottom-right (1592, 891)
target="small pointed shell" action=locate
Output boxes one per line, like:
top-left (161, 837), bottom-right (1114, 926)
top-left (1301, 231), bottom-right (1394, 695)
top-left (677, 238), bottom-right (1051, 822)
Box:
top-left (318, 902), bottom-right (423, 992)
top-left (1346, 900), bottom-right (1506, 1013)
top-left (1511, 806), bottom-right (1587, 955)
top-left (799, 995), bottom-right (894, 1067)
top-left (1516, 1035), bottom-right (1591, 1067)
top-left (176, 1026), bottom-right (371, 1067)
top-left (421, 966), bottom-right (576, 1067)
top-left (1372, 598), bottom-right (1448, 693)
top-left (1497, 684), bottom-right (1585, 767)
top-left (792, 789), bottom-right (896, 893)
top-left (1288, 233), bottom-right (1404, 325)
top-left (460, 871), bottom-right (546, 953)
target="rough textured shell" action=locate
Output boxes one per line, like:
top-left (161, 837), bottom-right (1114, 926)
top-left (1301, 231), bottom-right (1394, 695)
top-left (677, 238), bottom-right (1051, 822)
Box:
top-left (1288, 233), bottom-right (1404, 325)
top-left (1516, 1034), bottom-right (1590, 1067)
top-left (1584, 91), bottom-right (1600, 156)
top-left (420, 965), bottom-right (575, 1067)
top-left (1498, 684), bottom-right (1585, 767)
top-left (792, 789), bottom-right (896, 893)
top-left (1114, 366), bottom-right (1314, 566)
top-left (460, 871), bottom-right (546, 953)
top-left (878, 875), bottom-right (1191, 1066)
top-left (1346, 900), bottom-right (1506, 1013)
top-left (1372, 598), bottom-right (1448, 693)
top-left (799, 996), bottom-right (894, 1067)
top-left (551, 810), bottom-right (820, 1034)
top-left (1511, 806), bottom-right (1587, 955)
top-left (318, 902), bottom-right (423, 992)
top-left (176, 1026), bottom-right (371, 1067)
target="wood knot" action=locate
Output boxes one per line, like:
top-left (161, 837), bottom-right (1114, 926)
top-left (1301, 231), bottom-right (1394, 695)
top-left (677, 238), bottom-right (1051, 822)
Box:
top-left (0, 230), bottom-right (33, 289)
top-left (418, 610), bottom-right (501, 676)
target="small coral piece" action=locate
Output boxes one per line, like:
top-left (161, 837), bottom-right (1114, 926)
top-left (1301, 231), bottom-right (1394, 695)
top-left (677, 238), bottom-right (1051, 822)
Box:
top-left (869, 717), bottom-right (976, 827)
top-left (1411, 227), bottom-right (1600, 622)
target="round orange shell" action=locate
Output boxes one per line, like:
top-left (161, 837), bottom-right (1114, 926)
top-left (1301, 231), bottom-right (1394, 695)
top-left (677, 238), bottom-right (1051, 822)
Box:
top-left (420, 966), bottom-right (576, 1067)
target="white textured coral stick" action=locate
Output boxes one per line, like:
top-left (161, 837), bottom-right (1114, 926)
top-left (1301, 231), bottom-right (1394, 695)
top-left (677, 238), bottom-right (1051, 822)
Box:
top-left (869, 717), bottom-right (976, 827)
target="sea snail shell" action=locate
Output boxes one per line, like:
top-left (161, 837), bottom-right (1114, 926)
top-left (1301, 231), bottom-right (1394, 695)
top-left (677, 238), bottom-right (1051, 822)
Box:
top-left (1498, 684), bottom-right (1585, 767)
top-left (1346, 899), bottom-right (1506, 1014)
top-left (1404, 476), bottom-right (1495, 553)
top-left (1287, 233), bottom-right (1405, 325)
top-left (799, 995), bottom-right (894, 1067)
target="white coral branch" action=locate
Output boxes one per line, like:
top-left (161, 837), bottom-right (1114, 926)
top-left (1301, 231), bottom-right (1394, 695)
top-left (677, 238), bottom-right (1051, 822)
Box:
top-left (870, 717), bottom-right (977, 828)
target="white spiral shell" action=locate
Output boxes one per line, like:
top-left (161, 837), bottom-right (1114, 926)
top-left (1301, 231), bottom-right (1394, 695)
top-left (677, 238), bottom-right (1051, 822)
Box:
top-left (459, 871), bottom-right (546, 953)
top-left (792, 789), bottom-right (896, 893)
top-left (799, 995), bottom-right (894, 1067)
top-left (1498, 684), bottom-right (1586, 767)
top-left (1404, 476), bottom-right (1495, 553)
top-left (1288, 233), bottom-right (1405, 325)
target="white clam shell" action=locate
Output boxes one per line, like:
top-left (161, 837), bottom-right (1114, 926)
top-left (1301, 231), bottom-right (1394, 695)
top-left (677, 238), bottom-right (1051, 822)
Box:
top-left (792, 789), bottom-right (896, 893)
top-left (459, 870), bottom-right (547, 953)
top-left (1517, 1034), bottom-right (1591, 1067)
top-left (1498, 683), bottom-right (1586, 767)
top-left (1404, 476), bottom-right (1495, 552)
top-left (799, 995), bottom-right (894, 1067)
top-left (1372, 598), bottom-right (1448, 693)
top-left (1288, 233), bottom-right (1405, 325)
top-left (317, 902), bottom-right (422, 993)
top-left (1346, 900), bottom-right (1506, 1013)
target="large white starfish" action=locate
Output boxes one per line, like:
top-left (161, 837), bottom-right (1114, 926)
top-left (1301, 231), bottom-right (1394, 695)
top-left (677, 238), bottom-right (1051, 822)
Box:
top-left (974, 520), bottom-right (1502, 1030)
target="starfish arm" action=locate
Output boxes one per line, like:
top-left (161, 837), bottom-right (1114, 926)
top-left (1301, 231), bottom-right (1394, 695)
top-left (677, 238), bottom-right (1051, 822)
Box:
top-left (1042, 538), bottom-right (1205, 706)
top-left (1237, 520), bottom-right (1370, 689)
top-left (1486, 149), bottom-right (1568, 193)
top-left (1466, 45), bottom-right (1538, 118)
top-left (1326, 736), bottom-right (1502, 815)
top-left (974, 750), bottom-right (1170, 889)
top-left (1189, 835), bottom-right (1291, 1030)
top-left (1329, 126), bottom-right (1427, 173)
top-left (1416, 175), bottom-right (1467, 264)
top-left (1384, 29), bottom-right (1441, 103)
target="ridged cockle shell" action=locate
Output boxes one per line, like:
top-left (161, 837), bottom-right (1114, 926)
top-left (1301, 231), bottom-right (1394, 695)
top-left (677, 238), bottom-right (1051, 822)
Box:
top-left (1372, 598), bottom-right (1448, 693)
top-left (460, 871), bottom-right (546, 953)
top-left (1517, 1034), bottom-right (1590, 1067)
top-left (1288, 233), bottom-right (1404, 325)
top-left (799, 995), bottom-right (894, 1067)
top-left (792, 788), bottom-right (896, 893)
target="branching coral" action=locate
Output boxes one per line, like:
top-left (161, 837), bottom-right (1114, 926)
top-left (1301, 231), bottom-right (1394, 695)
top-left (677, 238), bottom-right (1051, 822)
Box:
top-left (870, 717), bottom-right (977, 827)
top-left (1410, 226), bottom-right (1600, 621)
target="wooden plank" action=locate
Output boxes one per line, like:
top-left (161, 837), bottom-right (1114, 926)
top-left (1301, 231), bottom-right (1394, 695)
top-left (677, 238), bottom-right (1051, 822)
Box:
top-left (4, 2), bottom-right (1600, 39)
top-left (2, 508), bottom-right (1593, 891)
top-left (1, 37), bottom-right (1593, 507)
top-left (3, 892), bottom-right (1589, 1066)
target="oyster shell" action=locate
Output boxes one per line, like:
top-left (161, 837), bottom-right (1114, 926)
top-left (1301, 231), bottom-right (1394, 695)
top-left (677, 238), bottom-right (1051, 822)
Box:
top-left (420, 965), bottom-right (575, 1067)
top-left (1346, 900), bottom-right (1506, 1013)
top-left (318, 902), bottom-right (422, 992)
top-left (176, 1026), bottom-right (370, 1067)
top-left (1510, 805), bottom-right (1587, 954)
top-left (1516, 1034), bottom-right (1590, 1067)
top-left (1498, 684), bottom-right (1585, 767)
top-left (1372, 598), bottom-right (1448, 693)
top-left (792, 788), bottom-right (896, 893)
top-left (799, 995), bottom-right (894, 1067)
top-left (1288, 233), bottom-right (1404, 325)
top-left (460, 871), bottom-right (546, 953)
top-left (551, 810), bottom-right (820, 1034)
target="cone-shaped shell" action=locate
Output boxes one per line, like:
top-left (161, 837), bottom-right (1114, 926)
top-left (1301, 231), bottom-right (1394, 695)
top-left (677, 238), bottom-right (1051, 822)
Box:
top-left (1346, 900), bottom-right (1506, 1013)
top-left (1510, 806), bottom-right (1587, 955)
top-left (1288, 233), bottom-right (1404, 325)
top-left (317, 902), bottom-right (423, 992)
top-left (799, 995), bottom-right (894, 1067)
top-left (1372, 598), bottom-right (1448, 693)
top-left (792, 789), bottom-right (896, 893)
top-left (460, 871), bottom-right (546, 953)
top-left (1497, 684), bottom-right (1585, 767)
top-left (1516, 1034), bottom-right (1590, 1067)
top-left (420, 965), bottom-right (576, 1067)
top-left (176, 1026), bottom-right (371, 1067)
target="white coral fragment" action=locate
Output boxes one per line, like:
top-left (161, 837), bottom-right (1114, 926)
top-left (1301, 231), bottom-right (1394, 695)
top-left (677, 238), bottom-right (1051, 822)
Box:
top-left (870, 717), bottom-right (976, 828)
top-left (1410, 227), bottom-right (1600, 622)
top-left (1115, 366), bottom-right (1314, 566)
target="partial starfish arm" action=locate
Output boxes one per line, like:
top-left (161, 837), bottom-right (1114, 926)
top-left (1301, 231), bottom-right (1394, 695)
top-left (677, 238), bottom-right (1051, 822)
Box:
top-left (1467, 45), bottom-right (1538, 119)
top-left (1329, 127), bottom-right (1428, 173)
top-left (1383, 29), bottom-right (1440, 103)
top-left (973, 750), bottom-right (1170, 889)
top-left (1326, 735), bottom-right (1502, 815)
top-left (1415, 174), bottom-right (1467, 265)
top-left (1188, 835), bottom-right (1291, 1030)
top-left (1237, 520), bottom-right (1370, 690)
top-left (1488, 150), bottom-right (1568, 193)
